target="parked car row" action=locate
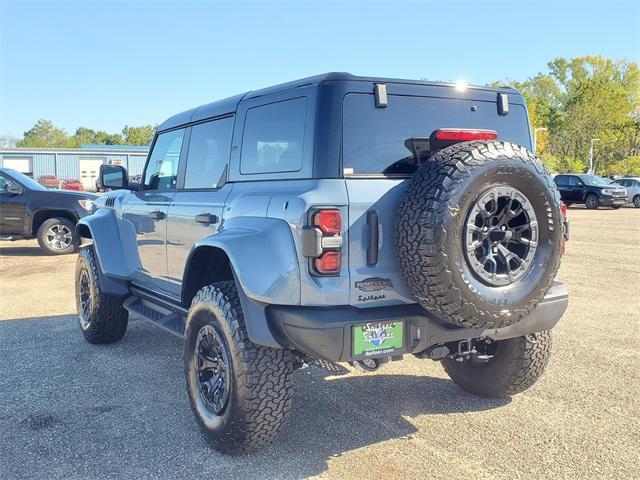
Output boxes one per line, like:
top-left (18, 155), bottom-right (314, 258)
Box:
top-left (554, 174), bottom-right (638, 209)
top-left (37, 175), bottom-right (85, 191)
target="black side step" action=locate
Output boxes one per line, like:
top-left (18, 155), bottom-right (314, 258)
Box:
top-left (123, 288), bottom-right (187, 338)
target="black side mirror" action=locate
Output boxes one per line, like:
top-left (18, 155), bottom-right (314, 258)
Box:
top-left (5, 184), bottom-right (22, 195)
top-left (97, 164), bottom-right (128, 192)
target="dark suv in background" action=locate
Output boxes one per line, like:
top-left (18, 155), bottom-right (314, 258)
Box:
top-left (0, 168), bottom-right (96, 254)
top-left (554, 174), bottom-right (627, 209)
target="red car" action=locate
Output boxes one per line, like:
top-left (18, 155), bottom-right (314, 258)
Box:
top-left (63, 178), bottom-right (84, 191)
top-left (38, 175), bottom-right (59, 189)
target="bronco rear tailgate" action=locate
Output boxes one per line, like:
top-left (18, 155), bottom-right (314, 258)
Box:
top-left (343, 90), bottom-right (532, 308)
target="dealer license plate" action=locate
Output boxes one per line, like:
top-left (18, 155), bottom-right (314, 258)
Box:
top-left (352, 321), bottom-right (404, 357)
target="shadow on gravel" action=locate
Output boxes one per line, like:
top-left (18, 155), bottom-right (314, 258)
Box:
top-left (0, 315), bottom-right (508, 480)
top-left (0, 245), bottom-right (48, 257)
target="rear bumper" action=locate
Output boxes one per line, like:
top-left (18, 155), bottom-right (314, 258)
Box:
top-left (267, 281), bottom-right (568, 362)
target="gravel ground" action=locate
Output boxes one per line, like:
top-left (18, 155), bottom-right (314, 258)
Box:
top-left (0, 206), bottom-right (638, 479)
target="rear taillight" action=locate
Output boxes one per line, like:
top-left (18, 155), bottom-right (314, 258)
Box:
top-left (434, 129), bottom-right (498, 142)
top-left (314, 251), bottom-right (341, 275)
top-left (561, 202), bottom-right (567, 217)
top-left (314, 209), bottom-right (341, 235)
top-left (302, 208), bottom-right (343, 276)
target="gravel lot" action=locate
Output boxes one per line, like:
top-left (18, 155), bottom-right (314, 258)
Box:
top-left (0, 206), bottom-right (638, 479)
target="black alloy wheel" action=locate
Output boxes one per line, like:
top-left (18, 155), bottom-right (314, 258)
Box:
top-left (464, 186), bottom-right (538, 286)
top-left (194, 324), bottom-right (231, 415)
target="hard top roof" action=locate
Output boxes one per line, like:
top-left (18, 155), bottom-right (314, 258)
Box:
top-left (157, 72), bottom-right (521, 132)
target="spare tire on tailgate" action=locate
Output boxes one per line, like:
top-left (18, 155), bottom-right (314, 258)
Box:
top-left (396, 141), bottom-right (563, 329)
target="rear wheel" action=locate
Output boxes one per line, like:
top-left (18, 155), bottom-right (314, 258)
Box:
top-left (37, 217), bottom-right (79, 254)
top-left (442, 331), bottom-right (552, 398)
top-left (585, 194), bottom-right (599, 209)
top-left (184, 281), bottom-right (295, 454)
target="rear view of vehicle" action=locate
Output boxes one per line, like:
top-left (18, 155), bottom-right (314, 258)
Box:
top-left (338, 82), bottom-right (566, 396)
top-left (74, 73), bottom-right (568, 454)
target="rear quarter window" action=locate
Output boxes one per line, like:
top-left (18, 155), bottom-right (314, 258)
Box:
top-left (240, 97), bottom-right (307, 175)
top-left (342, 93), bottom-right (532, 176)
top-left (554, 175), bottom-right (569, 187)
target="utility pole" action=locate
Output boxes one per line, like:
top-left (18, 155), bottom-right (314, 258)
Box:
top-left (588, 138), bottom-right (600, 175)
top-left (533, 127), bottom-right (547, 154)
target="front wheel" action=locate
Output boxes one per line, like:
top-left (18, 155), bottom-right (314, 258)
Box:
top-left (75, 246), bottom-right (128, 344)
top-left (37, 217), bottom-right (79, 254)
top-left (633, 195), bottom-right (640, 208)
top-left (585, 194), bottom-right (599, 209)
top-left (442, 331), bottom-right (552, 398)
top-left (184, 281), bottom-right (295, 454)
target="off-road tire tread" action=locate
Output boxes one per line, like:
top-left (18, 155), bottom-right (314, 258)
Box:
top-left (442, 331), bottom-right (552, 398)
top-left (76, 246), bottom-right (128, 344)
top-left (396, 141), bottom-right (562, 329)
top-left (185, 281), bottom-right (295, 453)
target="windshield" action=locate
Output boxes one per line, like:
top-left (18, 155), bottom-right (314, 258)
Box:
top-left (581, 175), bottom-right (610, 187)
top-left (3, 169), bottom-right (46, 190)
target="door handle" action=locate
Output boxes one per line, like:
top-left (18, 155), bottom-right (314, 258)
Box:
top-left (148, 210), bottom-right (165, 220)
top-left (195, 213), bottom-right (219, 224)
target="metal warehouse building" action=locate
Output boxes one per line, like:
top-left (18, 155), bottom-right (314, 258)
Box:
top-left (0, 145), bottom-right (149, 191)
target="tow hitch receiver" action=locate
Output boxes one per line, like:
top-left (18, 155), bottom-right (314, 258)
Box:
top-left (457, 339), bottom-right (473, 356)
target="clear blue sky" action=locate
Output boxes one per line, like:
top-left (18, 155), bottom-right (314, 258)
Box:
top-left (1, 0), bottom-right (638, 137)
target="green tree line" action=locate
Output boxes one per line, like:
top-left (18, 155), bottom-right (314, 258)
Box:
top-left (2, 121), bottom-right (156, 148)
top-left (491, 55), bottom-right (639, 176)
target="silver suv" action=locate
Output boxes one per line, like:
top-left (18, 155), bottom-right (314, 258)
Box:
top-left (75, 73), bottom-right (569, 453)
top-left (610, 177), bottom-right (640, 207)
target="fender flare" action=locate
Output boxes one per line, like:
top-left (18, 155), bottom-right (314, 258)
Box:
top-left (185, 216), bottom-right (301, 306)
top-left (183, 216), bottom-right (301, 347)
top-left (76, 208), bottom-right (139, 295)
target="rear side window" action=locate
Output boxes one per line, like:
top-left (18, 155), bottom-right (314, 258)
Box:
top-left (568, 176), bottom-right (581, 187)
top-left (343, 93), bottom-right (532, 175)
top-left (554, 175), bottom-right (569, 187)
top-left (144, 128), bottom-right (185, 190)
top-left (240, 97), bottom-right (306, 174)
top-left (184, 117), bottom-right (234, 189)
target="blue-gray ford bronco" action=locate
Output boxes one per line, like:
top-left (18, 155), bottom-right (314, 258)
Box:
top-left (75, 73), bottom-right (569, 453)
